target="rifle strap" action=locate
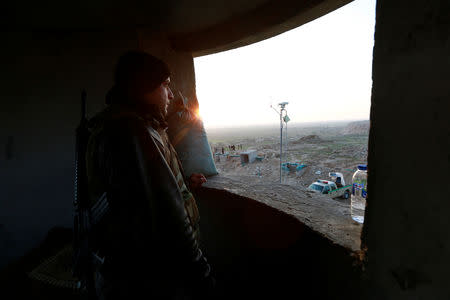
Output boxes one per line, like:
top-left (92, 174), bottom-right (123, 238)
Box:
top-left (90, 192), bottom-right (109, 227)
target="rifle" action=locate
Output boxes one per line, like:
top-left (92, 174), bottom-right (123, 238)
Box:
top-left (72, 90), bottom-right (97, 299)
top-left (73, 90), bottom-right (111, 299)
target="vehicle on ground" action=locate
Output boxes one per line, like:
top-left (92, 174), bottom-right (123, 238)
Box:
top-left (307, 172), bottom-right (351, 199)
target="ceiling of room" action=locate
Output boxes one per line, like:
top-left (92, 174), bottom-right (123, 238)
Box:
top-left (2, 0), bottom-right (352, 56)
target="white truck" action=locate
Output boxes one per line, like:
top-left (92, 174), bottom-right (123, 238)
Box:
top-left (307, 172), bottom-right (351, 199)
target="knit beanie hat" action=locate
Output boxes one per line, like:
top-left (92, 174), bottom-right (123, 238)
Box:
top-left (107, 51), bottom-right (171, 105)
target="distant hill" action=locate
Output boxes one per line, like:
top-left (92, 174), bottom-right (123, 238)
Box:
top-left (292, 135), bottom-right (325, 144)
top-left (342, 120), bottom-right (370, 135)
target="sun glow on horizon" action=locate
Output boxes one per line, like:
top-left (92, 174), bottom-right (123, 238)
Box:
top-left (194, 0), bottom-right (376, 129)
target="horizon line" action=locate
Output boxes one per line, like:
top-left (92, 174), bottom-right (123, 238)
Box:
top-left (203, 118), bottom-right (369, 130)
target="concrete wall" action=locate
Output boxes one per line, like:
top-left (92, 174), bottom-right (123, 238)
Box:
top-left (0, 30), bottom-right (198, 269)
top-left (195, 187), bottom-right (363, 300)
top-left (2, 0), bottom-right (353, 58)
top-left (0, 185), bottom-right (364, 299)
top-left (364, 0), bottom-right (450, 298)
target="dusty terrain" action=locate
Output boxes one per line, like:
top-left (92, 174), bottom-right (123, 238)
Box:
top-left (206, 120), bottom-right (369, 204)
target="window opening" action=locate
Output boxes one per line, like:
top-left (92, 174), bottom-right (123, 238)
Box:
top-left (194, 0), bottom-right (375, 226)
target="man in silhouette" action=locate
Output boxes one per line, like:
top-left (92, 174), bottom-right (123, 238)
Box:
top-left (86, 51), bottom-right (214, 299)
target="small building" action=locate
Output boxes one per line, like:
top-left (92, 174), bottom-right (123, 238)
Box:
top-left (240, 150), bottom-right (258, 164)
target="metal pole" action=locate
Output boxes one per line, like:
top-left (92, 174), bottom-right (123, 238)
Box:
top-left (271, 103), bottom-right (288, 184)
top-left (285, 112), bottom-right (288, 159)
top-left (279, 109), bottom-right (283, 183)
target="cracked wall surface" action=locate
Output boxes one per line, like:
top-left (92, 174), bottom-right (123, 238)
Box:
top-left (364, 0), bottom-right (450, 298)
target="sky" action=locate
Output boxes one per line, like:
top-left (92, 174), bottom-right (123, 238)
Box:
top-left (194, 0), bottom-right (376, 129)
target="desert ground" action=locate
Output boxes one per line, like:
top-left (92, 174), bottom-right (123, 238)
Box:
top-left (206, 120), bottom-right (369, 203)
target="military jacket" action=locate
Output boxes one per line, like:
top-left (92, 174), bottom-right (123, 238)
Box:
top-left (85, 104), bottom-right (210, 289)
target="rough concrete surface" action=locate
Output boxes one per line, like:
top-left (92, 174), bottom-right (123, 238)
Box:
top-left (365, 0), bottom-right (450, 299)
top-left (203, 175), bottom-right (362, 252)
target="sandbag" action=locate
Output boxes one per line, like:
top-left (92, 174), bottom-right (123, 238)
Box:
top-left (167, 96), bottom-right (218, 177)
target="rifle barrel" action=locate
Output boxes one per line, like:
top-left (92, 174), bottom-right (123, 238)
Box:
top-left (81, 90), bottom-right (87, 121)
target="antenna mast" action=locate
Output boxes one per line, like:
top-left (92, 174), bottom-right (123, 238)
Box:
top-left (271, 102), bottom-right (289, 183)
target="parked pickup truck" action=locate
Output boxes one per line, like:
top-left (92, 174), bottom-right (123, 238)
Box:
top-left (307, 172), bottom-right (351, 199)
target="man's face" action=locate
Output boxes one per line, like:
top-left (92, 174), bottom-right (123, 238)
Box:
top-left (143, 77), bottom-right (174, 116)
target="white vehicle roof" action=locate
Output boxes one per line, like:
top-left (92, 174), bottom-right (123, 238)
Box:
top-left (311, 180), bottom-right (336, 187)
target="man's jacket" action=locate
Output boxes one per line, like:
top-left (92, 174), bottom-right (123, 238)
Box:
top-left (85, 104), bottom-right (212, 298)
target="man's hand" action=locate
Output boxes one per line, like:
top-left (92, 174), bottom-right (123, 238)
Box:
top-left (189, 173), bottom-right (207, 189)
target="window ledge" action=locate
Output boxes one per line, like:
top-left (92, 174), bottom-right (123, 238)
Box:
top-left (201, 174), bottom-right (362, 253)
